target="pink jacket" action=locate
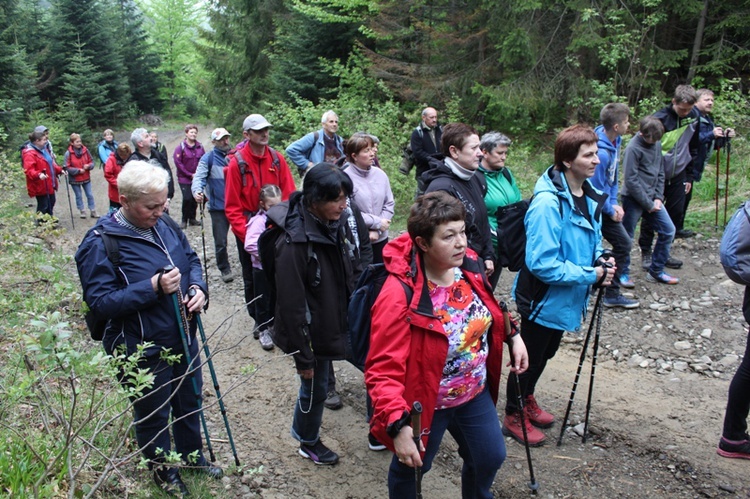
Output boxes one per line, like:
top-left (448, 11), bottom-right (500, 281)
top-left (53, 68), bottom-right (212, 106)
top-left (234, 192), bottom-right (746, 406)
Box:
top-left (244, 210), bottom-right (268, 269)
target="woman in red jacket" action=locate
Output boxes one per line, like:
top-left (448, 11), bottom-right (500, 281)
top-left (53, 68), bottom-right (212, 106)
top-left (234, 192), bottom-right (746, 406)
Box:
top-left (104, 143), bottom-right (132, 212)
top-left (22, 130), bottom-right (65, 221)
top-left (366, 191), bottom-right (529, 498)
top-left (64, 133), bottom-right (98, 218)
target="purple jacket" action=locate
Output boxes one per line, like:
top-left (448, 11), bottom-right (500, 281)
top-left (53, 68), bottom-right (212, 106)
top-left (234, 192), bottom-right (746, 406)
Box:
top-left (343, 162), bottom-right (395, 243)
top-left (174, 140), bottom-right (206, 185)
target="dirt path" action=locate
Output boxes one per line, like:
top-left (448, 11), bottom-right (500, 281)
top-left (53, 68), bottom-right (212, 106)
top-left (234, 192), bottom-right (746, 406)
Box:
top-left (54, 127), bottom-right (749, 498)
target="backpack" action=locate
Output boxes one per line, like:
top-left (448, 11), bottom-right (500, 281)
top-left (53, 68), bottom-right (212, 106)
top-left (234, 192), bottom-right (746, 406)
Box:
top-left (346, 264), bottom-right (412, 371)
top-left (720, 200), bottom-right (750, 285)
top-left (398, 127), bottom-right (423, 175)
top-left (83, 215), bottom-right (183, 340)
top-left (234, 147), bottom-right (281, 187)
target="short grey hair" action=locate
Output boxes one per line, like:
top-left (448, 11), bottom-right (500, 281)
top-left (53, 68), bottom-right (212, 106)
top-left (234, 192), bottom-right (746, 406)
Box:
top-left (118, 160), bottom-right (169, 200)
top-left (130, 127), bottom-right (150, 148)
top-left (321, 110), bottom-right (338, 123)
top-left (480, 131), bottom-right (512, 153)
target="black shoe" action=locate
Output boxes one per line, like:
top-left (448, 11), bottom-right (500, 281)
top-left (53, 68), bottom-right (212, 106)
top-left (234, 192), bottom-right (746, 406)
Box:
top-left (154, 467), bottom-right (190, 497)
top-left (675, 229), bottom-right (695, 239)
top-left (299, 439), bottom-right (339, 465)
top-left (180, 221), bottom-right (188, 230)
top-left (368, 432), bottom-right (387, 451)
top-left (324, 390), bottom-right (343, 410)
top-left (189, 459), bottom-right (224, 479)
top-left (665, 256), bottom-right (683, 269)
top-left (641, 252), bottom-right (652, 271)
top-left (188, 219), bottom-right (201, 226)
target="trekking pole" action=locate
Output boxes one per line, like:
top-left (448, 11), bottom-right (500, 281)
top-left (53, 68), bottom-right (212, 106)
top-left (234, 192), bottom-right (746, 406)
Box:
top-left (723, 138), bottom-right (732, 227)
top-left (514, 372), bottom-right (539, 494)
top-left (714, 147), bottom-right (721, 229)
top-left (199, 199), bottom-right (209, 296)
top-left (582, 286), bottom-right (606, 444)
top-left (166, 266), bottom-right (216, 463)
top-left (191, 289), bottom-right (240, 467)
top-left (63, 172), bottom-right (75, 230)
top-left (557, 252), bottom-right (612, 446)
top-left (411, 401), bottom-right (423, 499)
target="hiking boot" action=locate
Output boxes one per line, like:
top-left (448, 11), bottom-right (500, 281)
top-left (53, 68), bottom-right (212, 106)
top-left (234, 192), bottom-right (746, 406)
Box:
top-left (188, 219), bottom-right (201, 226)
top-left (259, 329), bottom-right (274, 351)
top-left (641, 252), bottom-right (652, 271)
top-left (220, 270), bottom-right (234, 283)
top-left (619, 274), bottom-right (635, 289)
top-left (187, 458), bottom-right (224, 479)
top-left (90, 209), bottom-right (98, 218)
top-left (603, 294), bottom-right (640, 309)
top-left (180, 220), bottom-right (188, 230)
top-left (502, 412), bottom-right (546, 446)
top-left (717, 436), bottom-right (750, 460)
top-left (368, 432), bottom-right (387, 451)
top-left (675, 229), bottom-right (695, 239)
top-left (524, 395), bottom-right (555, 428)
top-left (153, 467), bottom-right (190, 497)
top-left (646, 271), bottom-right (679, 285)
top-left (80, 210), bottom-right (87, 219)
top-left (665, 256), bottom-right (683, 269)
top-left (324, 390), bottom-right (343, 410)
top-left (299, 439), bottom-right (339, 465)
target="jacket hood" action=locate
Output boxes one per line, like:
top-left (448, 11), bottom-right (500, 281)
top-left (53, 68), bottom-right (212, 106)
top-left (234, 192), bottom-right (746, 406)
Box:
top-left (534, 166), bottom-right (607, 222)
top-left (594, 125), bottom-right (619, 154)
top-left (282, 191), bottom-right (351, 246)
top-left (420, 156), bottom-right (451, 186)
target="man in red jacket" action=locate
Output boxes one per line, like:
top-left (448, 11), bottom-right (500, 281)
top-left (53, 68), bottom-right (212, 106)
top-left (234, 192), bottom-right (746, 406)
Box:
top-left (224, 114), bottom-right (296, 325)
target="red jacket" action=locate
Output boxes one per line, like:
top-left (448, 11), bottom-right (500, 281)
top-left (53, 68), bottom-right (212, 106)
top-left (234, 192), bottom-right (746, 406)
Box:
top-left (103, 153), bottom-right (125, 203)
top-left (23, 145), bottom-right (63, 197)
top-left (224, 144), bottom-right (296, 241)
top-left (365, 233), bottom-right (511, 454)
top-left (64, 145), bottom-right (94, 184)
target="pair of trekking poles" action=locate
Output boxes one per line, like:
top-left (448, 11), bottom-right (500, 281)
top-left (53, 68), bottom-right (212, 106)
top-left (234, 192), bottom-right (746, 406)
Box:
top-left (166, 264), bottom-right (240, 467)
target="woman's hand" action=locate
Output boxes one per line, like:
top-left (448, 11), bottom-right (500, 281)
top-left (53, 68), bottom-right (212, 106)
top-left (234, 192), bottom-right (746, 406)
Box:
top-left (594, 263), bottom-right (615, 287)
top-left (507, 335), bottom-right (529, 374)
top-left (380, 219), bottom-right (391, 231)
top-left (152, 267), bottom-right (181, 295)
top-left (394, 426), bottom-right (423, 468)
top-left (184, 286), bottom-right (206, 312)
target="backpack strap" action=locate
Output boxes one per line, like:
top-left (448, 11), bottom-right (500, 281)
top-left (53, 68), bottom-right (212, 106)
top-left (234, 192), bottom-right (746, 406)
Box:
top-left (100, 232), bottom-right (121, 269)
top-left (304, 131), bottom-right (320, 160)
top-left (269, 147), bottom-right (280, 169)
top-left (500, 167), bottom-right (512, 184)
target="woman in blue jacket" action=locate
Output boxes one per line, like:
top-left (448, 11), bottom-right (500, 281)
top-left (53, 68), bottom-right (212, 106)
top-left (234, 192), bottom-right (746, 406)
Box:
top-left (75, 161), bottom-right (221, 496)
top-left (503, 125), bottom-right (615, 447)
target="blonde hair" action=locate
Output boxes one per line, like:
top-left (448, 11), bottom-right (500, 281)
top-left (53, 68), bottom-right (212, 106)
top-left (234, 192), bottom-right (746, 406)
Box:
top-left (117, 161), bottom-right (169, 200)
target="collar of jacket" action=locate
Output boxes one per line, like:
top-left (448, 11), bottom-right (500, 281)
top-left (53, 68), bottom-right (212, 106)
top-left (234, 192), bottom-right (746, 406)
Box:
top-left (547, 166), bottom-right (607, 223)
top-left (284, 192), bottom-right (350, 246)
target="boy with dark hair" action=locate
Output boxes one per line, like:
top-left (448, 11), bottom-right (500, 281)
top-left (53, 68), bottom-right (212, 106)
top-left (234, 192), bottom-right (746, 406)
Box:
top-left (620, 116), bottom-right (679, 285)
top-left (591, 103), bottom-right (639, 308)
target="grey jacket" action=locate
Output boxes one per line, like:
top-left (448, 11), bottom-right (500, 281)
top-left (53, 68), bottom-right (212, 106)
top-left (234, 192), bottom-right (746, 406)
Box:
top-left (620, 133), bottom-right (664, 211)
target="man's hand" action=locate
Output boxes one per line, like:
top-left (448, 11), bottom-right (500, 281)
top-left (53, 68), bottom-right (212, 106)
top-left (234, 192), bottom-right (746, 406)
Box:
top-left (484, 260), bottom-right (495, 277)
top-left (684, 181), bottom-right (692, 195)
top-left (611, 205), bottom-right (624, 222)
top-left (649, 199), bottom-right (663, 213)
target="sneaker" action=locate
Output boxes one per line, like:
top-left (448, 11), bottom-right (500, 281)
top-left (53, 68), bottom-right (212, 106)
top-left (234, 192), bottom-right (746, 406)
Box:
top-left (675, 229), bottom-right (695, 239)
top-left (502, 412), bottom-right (546, 446)
top-left (603, 294), bottom-right (640, 309)
top-left (299, 439), bottom-right (339, 465)
top-left (259, 329), bottom-right (274, 351)
top-left (717, 436), bottom-right (750, 460)
top-left (324, 390), bottom-right (343, 410)
top-left (646, 271), bottom-right (679, 285)
top-left (368, 432), bottom-right (387, 451)
top-left (188, 219), bottom-right (201, 226)
top-left (89, 209), bottom-right (98, 218)
top-left (220, 270), bottom-right (234, 283)
top-left (153, 467), bottom-right (190, 497)
top-left (619, 274), bottom-right (635, 289)
top-left (641, 252), bottom-right (652, 271)
top-left (524, 395), bottom-right (555, 428)
top-left (79, 210), bottom-right (87, 219)
top-left (665, 256), bottom-right (683, 269)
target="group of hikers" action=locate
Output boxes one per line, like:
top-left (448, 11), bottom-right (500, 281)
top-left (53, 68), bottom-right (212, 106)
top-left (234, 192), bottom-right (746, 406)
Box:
top-left (18, 81), bottom-right (750, 497)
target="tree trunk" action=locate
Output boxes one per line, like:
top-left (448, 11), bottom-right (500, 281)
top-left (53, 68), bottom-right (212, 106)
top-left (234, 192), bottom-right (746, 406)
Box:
top-left (687, 0), bottom-right (709, 82)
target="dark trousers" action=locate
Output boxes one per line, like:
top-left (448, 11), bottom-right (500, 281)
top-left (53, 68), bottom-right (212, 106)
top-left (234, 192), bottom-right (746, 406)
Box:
top-left (639, 170), bottom-right (686, 253)
top-left (372, 239), bottom-right (388, 265)
top-left (180, 183), bottom-right (197, 222)
top-left (236, 236), bottom-right (256, 320)
top-left (130, 341), bottom-right (205, 464)
top-left (506, 317), bottom-right (563, 414)
top-left (388, 389), bottom-right (505, 499)
top-left (601, 215), bottom-right (632, 297)
top-left (679, 186), bottom-right (695, 232)
top-left (210, 210), bottom-right (231, 274)
top-left (252, 267), bottom-right (272, 331)
top-left (723, 327), bottom-right (750, 440)
top-left (36, 193), bottom-right (56, 217)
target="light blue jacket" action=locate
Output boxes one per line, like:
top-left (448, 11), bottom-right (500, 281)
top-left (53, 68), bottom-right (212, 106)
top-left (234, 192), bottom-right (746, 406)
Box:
top-left (285, 129), bottom-right (344, 171)
top-left (513, 166), bottom-right (607, 332)
top-left (191, 148), bottom-right (229, 211)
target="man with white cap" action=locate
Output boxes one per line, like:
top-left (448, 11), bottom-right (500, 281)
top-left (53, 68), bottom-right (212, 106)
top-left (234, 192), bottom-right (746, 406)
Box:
top-left (224, 114), bottom-right (296, 325)
top-left (193, 127), bottom-right (235, 283)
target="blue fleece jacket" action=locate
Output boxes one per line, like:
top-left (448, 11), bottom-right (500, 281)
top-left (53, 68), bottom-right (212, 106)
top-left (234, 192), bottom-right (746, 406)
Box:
top-left (590, 125), bottom-right (621, 218)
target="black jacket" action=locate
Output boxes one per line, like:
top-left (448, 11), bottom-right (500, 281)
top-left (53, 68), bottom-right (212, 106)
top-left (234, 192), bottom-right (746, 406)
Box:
top-left (272, 192), bottom-right (363, 370)
top-left (422, 157), bottom-right (494, 263)
top-left (410, 123), bottom-right (443, 178)
top-left (128, 147), bottom-right (175, 199)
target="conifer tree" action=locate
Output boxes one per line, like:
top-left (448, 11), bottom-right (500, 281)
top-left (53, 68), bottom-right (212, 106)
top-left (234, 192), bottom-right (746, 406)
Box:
top-left (60, 40), bottom-right (117, 126)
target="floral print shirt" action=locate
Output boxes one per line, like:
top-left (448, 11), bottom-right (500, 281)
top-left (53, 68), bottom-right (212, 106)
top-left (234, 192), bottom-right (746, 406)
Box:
top-left (429, 268), bottom-right (492, 409)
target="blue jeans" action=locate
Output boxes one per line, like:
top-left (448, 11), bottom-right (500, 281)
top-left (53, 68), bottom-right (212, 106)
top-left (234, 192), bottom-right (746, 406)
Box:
top-left (388, 389), bottom-right (506, 499)
top-left (71, 181), bottom-right (95, 211)
top-left (209, 210), bottom-right (232, 274)
top-left (621, 195), bottom-right (675, 275)
top-left (291, 360), bottom-right (330, 444)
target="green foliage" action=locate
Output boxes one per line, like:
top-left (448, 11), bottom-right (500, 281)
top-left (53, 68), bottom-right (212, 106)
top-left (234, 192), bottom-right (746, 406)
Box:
top-left (60, 42), bottom-right (118, 127)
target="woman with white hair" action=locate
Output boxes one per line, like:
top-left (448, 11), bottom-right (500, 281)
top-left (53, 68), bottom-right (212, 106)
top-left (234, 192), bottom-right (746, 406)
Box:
top-left (75, 161), bottom-right (221, 496)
